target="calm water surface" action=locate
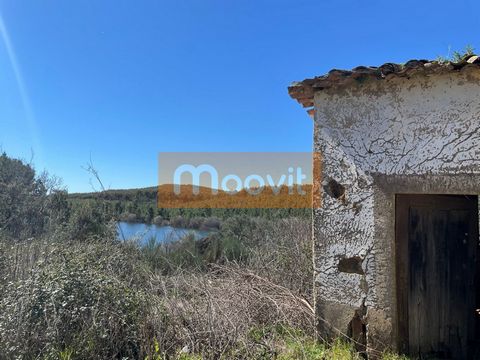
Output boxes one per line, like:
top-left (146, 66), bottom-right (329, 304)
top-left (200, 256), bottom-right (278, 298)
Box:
top-left (117, 222), bottom-right (209, 246)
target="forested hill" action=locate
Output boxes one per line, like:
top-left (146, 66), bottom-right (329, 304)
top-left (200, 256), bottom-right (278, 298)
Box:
top-left (68, 185), bottom-right (311, 225)
top-left (69, 186), bottom-right (158, 202)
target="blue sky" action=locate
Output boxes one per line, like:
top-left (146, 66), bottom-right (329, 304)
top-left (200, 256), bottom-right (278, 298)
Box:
top-left (0, 0), bottom-right (478, 193)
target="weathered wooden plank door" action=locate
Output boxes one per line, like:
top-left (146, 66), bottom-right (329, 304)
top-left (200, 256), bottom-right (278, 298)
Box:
top-left (396, 194), bottom-right (479, 359)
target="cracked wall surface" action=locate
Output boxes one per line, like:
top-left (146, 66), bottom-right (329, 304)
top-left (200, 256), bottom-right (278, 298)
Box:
top-left (312, 67), bottom-right (480, 355)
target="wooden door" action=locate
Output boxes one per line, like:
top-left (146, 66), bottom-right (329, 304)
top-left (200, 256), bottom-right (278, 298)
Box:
top-left (396, 194), bottom-right (479, 359)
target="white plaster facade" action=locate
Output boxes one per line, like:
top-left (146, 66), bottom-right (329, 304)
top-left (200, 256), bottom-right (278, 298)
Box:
top-left (291, 63), bottom-right (480, 354)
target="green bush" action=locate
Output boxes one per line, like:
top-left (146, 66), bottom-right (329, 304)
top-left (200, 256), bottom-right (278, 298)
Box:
top-left (0, 240), bottom-right (150, 359)
top-left (0, 153), bottom-right (49, 239)
top-left (381, 352), bottom-right (410, 360)
top-left (65, 201), bottom-right (115, 242)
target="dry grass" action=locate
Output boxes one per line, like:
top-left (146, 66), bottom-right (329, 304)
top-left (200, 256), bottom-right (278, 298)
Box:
top-left (147, 264), bottom-right (315, 358)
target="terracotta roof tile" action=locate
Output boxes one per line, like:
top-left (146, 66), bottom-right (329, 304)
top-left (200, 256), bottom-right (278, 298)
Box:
top-left (288, 54), bottom-right (480, 108)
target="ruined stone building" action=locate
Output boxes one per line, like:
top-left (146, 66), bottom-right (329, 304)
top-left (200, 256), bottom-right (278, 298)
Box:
top-left (289, 55), bottom-right (480, 359)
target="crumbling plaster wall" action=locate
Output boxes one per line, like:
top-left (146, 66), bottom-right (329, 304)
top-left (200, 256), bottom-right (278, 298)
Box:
top-left (312, 67), bottom-right (480, 352)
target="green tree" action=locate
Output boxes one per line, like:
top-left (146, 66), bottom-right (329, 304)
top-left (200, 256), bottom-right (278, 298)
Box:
top-left (147, 206), bottom-right (154, 223)
top-left (0, 153), bottom-right (49, 239)
top-left (46, 190), bottom-right (71, 232)
top-left (114, 201), bottom-right (124, 216)
top-left (66, 201), bottom-right (114, 241)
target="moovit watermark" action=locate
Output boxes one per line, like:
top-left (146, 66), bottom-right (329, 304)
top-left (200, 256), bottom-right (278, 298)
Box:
top-left (173, 164), bottom-right (307, 195)
top-left (158, 152), bottom-right (322, 209)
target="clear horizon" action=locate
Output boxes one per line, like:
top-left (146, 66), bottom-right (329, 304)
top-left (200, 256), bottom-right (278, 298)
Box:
top-left (1, 0), bottom-right (478, 192)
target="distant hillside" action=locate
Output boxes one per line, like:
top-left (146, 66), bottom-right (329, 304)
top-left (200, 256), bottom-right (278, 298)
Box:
top-left (156, 184), bottom-right (313, 209)
top-left (69, 185), bottom-right (311, 223)
top-left (69, 186), bottom-right (158, 201)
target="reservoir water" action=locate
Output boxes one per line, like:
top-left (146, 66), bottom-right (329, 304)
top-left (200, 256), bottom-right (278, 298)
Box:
top-left (117, 221), bottom-right (209, 246)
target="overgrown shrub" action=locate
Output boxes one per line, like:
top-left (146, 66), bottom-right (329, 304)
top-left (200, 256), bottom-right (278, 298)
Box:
top-left (0, 240), bottom-right (151, 360)
top-left (140, 216), bottom-right (312, 294)
top-left (0, 153), bottom-right (49, 239)
top-left (65, 201), bottom-right (116, 241)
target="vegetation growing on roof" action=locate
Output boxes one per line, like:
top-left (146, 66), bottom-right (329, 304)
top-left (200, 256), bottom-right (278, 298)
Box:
top-left (436, 45), bottom-right (475, 64)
